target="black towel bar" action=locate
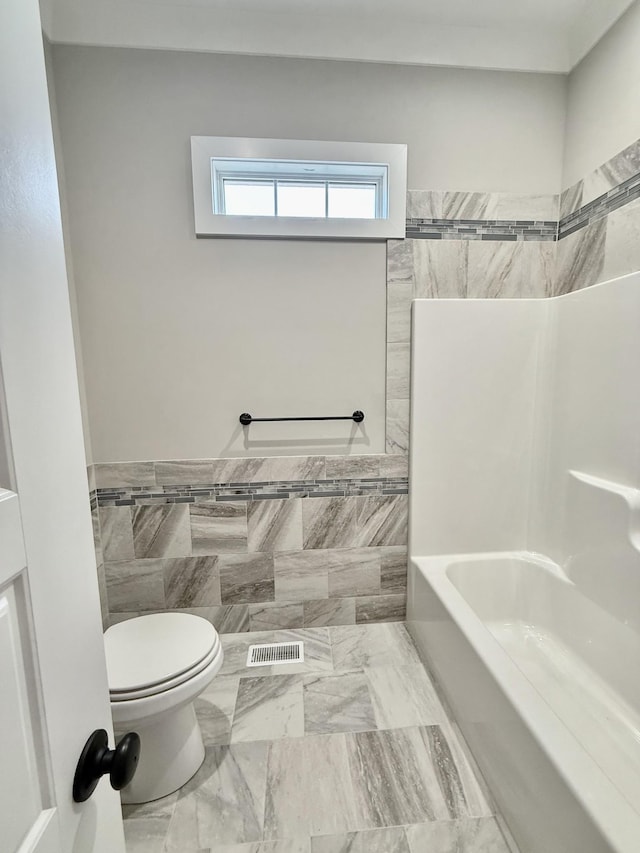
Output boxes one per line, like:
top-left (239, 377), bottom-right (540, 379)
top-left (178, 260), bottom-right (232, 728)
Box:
top-left (239, 411), bottom-right (364, 425)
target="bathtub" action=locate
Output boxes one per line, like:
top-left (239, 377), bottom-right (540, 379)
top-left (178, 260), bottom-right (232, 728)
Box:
top-left (407, 552), bottom-right (640, 853)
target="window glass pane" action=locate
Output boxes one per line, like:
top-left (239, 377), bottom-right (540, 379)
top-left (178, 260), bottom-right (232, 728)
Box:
top-left (277, 183), bottom-right (326, 218)
top-left (328, 184), bottom-right (377, 219)
top-left (223, 181), bottom-right (275, 216)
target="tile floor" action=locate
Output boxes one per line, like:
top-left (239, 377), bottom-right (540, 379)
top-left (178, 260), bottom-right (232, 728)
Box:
top-left (122, 623), bottom-right (513, 853)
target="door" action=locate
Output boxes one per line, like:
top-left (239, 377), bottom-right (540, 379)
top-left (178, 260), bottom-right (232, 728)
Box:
top-left (0, 0), bottom-right (126, 850)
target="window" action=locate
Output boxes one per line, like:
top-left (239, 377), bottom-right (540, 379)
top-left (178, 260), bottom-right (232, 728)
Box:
top-left (191, 137), bottom-right (407, 239)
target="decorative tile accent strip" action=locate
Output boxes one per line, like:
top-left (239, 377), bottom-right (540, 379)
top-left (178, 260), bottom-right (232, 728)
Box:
top-left (558, 171), bottom-right (640, 240)
top-left (406, 218), bottom-right (557, 241)
top-left (92, 476), bottom-right (409, 507)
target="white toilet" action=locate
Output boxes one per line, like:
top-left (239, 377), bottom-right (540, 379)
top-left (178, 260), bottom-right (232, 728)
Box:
top-left (104, 612), bottom-right (224, 803)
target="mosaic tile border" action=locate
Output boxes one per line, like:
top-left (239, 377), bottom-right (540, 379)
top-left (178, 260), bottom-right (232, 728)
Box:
top-left (91, 475), bottom-right (409, 508)
top-left (406, 218), bottom-right (557, 241)
top-left (558, 171), bottom-right (640, 240)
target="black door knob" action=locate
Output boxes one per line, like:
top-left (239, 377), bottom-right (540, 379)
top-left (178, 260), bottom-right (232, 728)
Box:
top-left (73, 729), bottom-right (141, 803)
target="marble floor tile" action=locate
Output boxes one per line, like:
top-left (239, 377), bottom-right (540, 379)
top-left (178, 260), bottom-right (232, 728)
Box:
top-left (231, 675), bottom-right (305, 743)
top-left (330, 623), bottom-right (423, 672)
top-left (263, 737), bottom-right (310, 841)
top-left (303, 672), bottom-right (377, 735)
top-left (274, 551), bottom-right (330, 602)
top-left (165, 742), bottom-right (269, 849)
top-left (122, 791), bottom-right (177, 853)
top-left (214, 842), bottom-right (310, 853)
top-left (249, 602), bottom-right (305, 631)
top-left (132, 504), bottom-right (192, 559)
top-left (303, 598), bottom-right (355, 628)
top-left (302, 498), bottom-right (358, 550)
top-left (219, 554), bottom-right (275, 605)
top-left (163, 556), bottom-right (221, 607)
top-left (105, 559), bottom-right (165, 612)
top-left (365, 664), bottom-right (447, 730)
top-left (248, 499), bottom-right (303, 553)
top-left (304, 734), bottom-right (361, 837)
top-left (345, 727), bottom-right (452, 827)
top-left (220, 628), bottom-right (333, 679)
top-left (311, 827), bottom-right (410, 853)
top-left (405, 818), bottom-right (510, 853)
top-left (100, 505), bottom-right (134, 561)
top-left (355, 495), bottom-right (407, 548)
top-left (195, 674), bottom-right (240, 746)
top-left (429, 723), bottom-right (492, 819)
top-left (355, 594), bottom-right (406, 624)
top-left (190, 501), bottom-right (248, 555)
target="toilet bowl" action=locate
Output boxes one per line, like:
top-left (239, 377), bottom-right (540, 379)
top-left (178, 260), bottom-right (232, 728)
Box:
top-left (104, 612), bottom-right (224, 803)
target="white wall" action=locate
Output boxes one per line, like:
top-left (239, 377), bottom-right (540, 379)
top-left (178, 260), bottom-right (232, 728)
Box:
top-left (51, 45), bottom-right (565, 463)
top-left (562, 0), bottom-right (640, 189)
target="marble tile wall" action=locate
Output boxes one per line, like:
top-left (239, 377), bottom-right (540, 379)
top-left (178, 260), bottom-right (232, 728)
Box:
top-left (94, 454), bottom-right (409, 632)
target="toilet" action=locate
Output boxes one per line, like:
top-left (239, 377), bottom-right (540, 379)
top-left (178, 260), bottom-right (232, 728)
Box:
top-left (104, 612), bottom-right (224, 803)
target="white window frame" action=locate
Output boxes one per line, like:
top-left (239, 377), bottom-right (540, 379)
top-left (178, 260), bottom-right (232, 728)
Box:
top-left (191, 136), bottom-right (407, 240)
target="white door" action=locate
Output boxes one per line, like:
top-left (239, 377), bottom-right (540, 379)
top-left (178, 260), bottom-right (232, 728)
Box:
top-left (0, 0), bottom-right (126, 850)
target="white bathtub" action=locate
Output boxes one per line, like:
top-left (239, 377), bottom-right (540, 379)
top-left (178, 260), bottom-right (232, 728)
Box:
top-left (407, 552), bottom-right (640, 853)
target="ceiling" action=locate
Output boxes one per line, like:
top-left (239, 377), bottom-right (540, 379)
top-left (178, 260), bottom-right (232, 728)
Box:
top-left (40, 0), bottom-right (636, 73)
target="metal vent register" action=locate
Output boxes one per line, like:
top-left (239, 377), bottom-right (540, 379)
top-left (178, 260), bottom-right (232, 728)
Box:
top-left (246, 641), bottom-right (304, 667)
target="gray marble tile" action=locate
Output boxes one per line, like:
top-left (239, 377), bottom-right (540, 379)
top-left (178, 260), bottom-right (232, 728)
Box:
top-left (405, 818), bottom-right (510, 853)
top-left (345, 726), bottom-right (451, 827)
top-left (494, 193), bottom-right (558, 221)
top-left (467, 241), bottom-right (555, 299)
top-left (386, 342), bottom-right (410, 400)
top-left (100, 505), bottom-right (134, 562)
top-left (355, 594), bottom-right (406, 624)
top-left (443, 192), bottom-right (499, 220)
top-left (132, 504), bottom-right (192, 559)
top-left (305, 733), bottom-right (363, 836)
top-left (582, 138), bottom-right (640, 206)
top-left (412, 239), bottom-right (468, 299)
top-left (94, 461), bottom-right (156, 489)
top-left (155, 459), bottom-right (216, 485)
top-left (249, 602), bottom-right (304, 631)
top-left (386, 238), bottom-right (414, 285)
top-left (231, 675), bottom-right (304, 743)
top-left (555, 218), bottom-right (606, 295)
top-left (210, 456), bottom-right (325, 485)
top-left (87, 464), bottom-right (96, 493)
top-left (105, 559), bottom-right (165, 612)
top-left (302, 498), bottom-right (358, 550)
top-left (122, 790), bottom-right (177, 853)
top-left (365, 664), bottom-right (447, 730)
top-left (327, 549), bottom-right (381, 598)
top-left (303, 598), bottom-right (356, 628)
top-left (214, 842), bottom-right (310, 853)
top-left (602, 195), bottom-right (640, 282)
top-left (379, 547), bottom-right (407, 593)
top-left (195, 674), bottom-right (240, 746)
top-left (387, 277), bottom-right (413, 345)
top-left (407, 189), bottom-right (444, 219)
top-left (219, 554), bottom-right (275, 605)
top-left (325, 455), bottom-right (381, 479)
top-left (247, 499), bottom-right (303, 553)
top-left (92, 507), bottom-right (103, 567)
top-left (303, 672), bottom-right (377, 735)
top-left (274, 551), bottom-right (329, 602)
top-left (311, 827), bottom-right (410, 853)
top-left (220, 628), bottom-right (333, 679)
top-left (420, 725), bottom-right (492, 819)
top-left (385, 400), bottom-right (409, 456)
top-left (330, 623), bottom-right (423, 672)
top-left (355, 495), bottom-right (408, 547)
top-left (190, 501), bottom-right (248, 555)
top-left (163, 556), bottom-right (221, 607)
top-left (559, 181), bottom-right (584, 219)
top-left (165, 742), bottom-right (269, 848)
top-left (96, 561), bottom-right (109, 630)
top-left (179, 604), bottom-right (251, 634)
top-left (263, 737), bottom-right (310, 840)
top-left (108, 610), bottom-right (140, 626)
top-left (377, 454), bottom-right (408, 479)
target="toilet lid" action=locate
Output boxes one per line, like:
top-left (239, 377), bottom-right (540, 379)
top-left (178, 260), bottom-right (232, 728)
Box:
top-left (105, 613), bottom-right (218, 693)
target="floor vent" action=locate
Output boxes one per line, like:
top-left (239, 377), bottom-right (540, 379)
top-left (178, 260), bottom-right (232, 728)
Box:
top-left (246, 641), bottom-right (304, 667)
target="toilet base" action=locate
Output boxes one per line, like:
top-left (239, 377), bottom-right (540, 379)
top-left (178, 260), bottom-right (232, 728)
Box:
top-left (117, 701), bottom-right (205, 803)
